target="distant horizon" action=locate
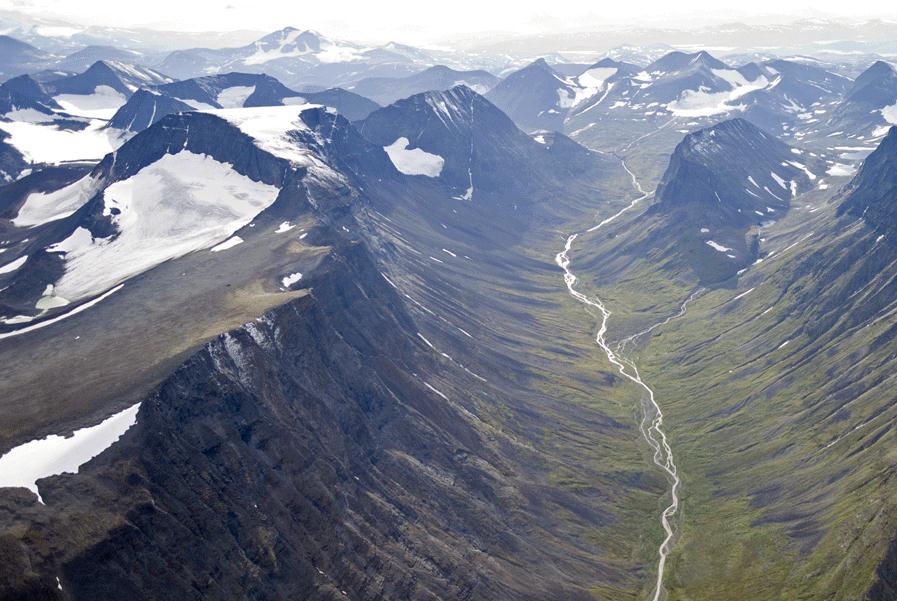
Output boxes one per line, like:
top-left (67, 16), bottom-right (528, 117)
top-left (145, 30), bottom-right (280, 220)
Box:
top-left (2, 0), bottom-right (897, 47)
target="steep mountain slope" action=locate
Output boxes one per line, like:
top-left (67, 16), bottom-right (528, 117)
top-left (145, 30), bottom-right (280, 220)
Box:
top-left (0, 90), bottom-right (672, 601)
top-left (0, 130), bottom-right (27, 183)
top-left (648, 118), bottom-right (819, 281)
top-left (348, 65), bottom-right (499, 106)
top-left (738, 58), bottom-right (852, 132)
top-left (46, 61), bottom-right (172, 97)
top-left (827, 60), bottom-right (897, 138)
top-left (837, 125), bottom-right (897, 232)
top-left (43, 61), bottom-right (173, 119)
top-left (0, 74), bottom-right (60, 114)
top-left (622, 125), bottom-right (897, 601)
top-left (360, 85), bottom-right (593, 201)
top-left (485, 58), bottom-right (580, 132)
top-left (0, 35), bottom-right (52, 80)
top-left (105, 89), bottom-right (195, 132)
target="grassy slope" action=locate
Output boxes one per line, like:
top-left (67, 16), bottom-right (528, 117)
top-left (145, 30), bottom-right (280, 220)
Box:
top-left (570, 139), bottom-right (897, 599)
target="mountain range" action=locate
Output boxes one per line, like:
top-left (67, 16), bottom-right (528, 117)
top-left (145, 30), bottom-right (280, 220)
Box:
top-left (3, 16), bottom-right (897, 601)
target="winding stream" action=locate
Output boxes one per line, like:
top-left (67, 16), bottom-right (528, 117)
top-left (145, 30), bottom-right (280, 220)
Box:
top-left (555, 159), bottom-right (680, 601)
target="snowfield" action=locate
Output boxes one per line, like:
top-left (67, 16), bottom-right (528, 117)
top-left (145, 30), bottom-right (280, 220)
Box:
top-left (827, 163), bottom-right (857, 177)
top-left (882, 102), bottom-right (897, 125)
top-left (383, 137), bottom-right (445, 177)
top-left (242, 29), bottom-right (366, 66)
top-left (0, 119), bottom-right (122, 165)
top-left (0, 403), bottom-right (140, 503)
top-left (208, 104), bottom-right (327, 170)
top-left (53, 85), bottom-right (128, 119)
top-left (216, 85), bottom-right (256, 108)
top-left (0, 254), bottom-right (28, 274)
top-left (667, 71), bottom-right (770, 117)
top-left (210, 235), bottom-right (244, 252)
top-left (14, 175), bottom-right (104, 227)
top-left (49, 151), bottom-right (280, 301)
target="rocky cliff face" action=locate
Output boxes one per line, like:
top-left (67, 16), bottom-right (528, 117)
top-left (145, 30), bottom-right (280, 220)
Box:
top-left (0, 234), bottom-right (603, 601)
top-left (0, 92), bottom-right (647, 600)
top-left (838, 126), bottom-right (897, 239)
top-left (641, 118), bottom-right (821, 282)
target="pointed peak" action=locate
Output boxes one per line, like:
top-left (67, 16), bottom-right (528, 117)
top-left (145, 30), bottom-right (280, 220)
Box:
top-left (689, 117), bottom-right (764, 138)
top-left (86, 60), bottom-right (117, 74)
top-left (866, 60), bottom-right (896, 73)
top-left (591, 57), bottom-right (622, 68)
top-left (650, 50), bottom-right (728, 72)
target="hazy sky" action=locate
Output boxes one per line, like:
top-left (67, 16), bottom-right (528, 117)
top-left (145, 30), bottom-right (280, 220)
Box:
top-left (4, 0), bottom-right (897, 44)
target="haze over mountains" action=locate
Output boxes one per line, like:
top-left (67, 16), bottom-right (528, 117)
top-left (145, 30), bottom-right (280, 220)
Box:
top-left (3, 6), bottom-right (897, 601)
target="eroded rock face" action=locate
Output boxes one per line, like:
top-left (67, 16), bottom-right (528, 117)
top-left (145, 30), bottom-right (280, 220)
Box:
top-left (838, 126), bottom-right (897, 240)
top-left (0, 238), bottom-right (597, 601)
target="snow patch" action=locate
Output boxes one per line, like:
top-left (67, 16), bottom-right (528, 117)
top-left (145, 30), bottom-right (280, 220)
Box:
top-left (881, 102), bottom-right (897, 125)
top-left (208, 105), bottom-right (324, 169)
top-left (51, 151), bottom-right (279, 302)
top-left (0, 403), bottom-right (140, 503)
top-left (216, 86), bottom-right (255, 109)
top-left (281, 272), bottom-right (302, 287)
top-left (14, 175), bottom-right (103, 227)
top-left (667, 74), bottom-right (769, 117)
top-left (210, 235), bottom-right (244, 252)
top-left (383, 137), bottom-right (444, 177)
top-left (0, 120), bottom-right (120, 165)
top-left (0, 254), bottom-right (27, 274)
top-left (827, 163), bottom-right (857, 177)
top-left (54, 85), bottom-right (127, 119)
top-left (706, 240), bottom-right (732, 253)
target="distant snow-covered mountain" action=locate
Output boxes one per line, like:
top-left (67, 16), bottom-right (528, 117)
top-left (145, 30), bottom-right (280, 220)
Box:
top-left (159, 27), bottom-right (435, 89)
top-left (107, 72), bottom-right (381, 134)
top-left (42, 60), bottom-right (172, 119)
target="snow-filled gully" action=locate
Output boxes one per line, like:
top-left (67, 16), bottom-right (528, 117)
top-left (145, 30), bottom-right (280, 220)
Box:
top-left (555, 159), bottom-right (680, 601)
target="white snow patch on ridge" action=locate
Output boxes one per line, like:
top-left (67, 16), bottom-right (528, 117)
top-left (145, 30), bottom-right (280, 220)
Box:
top-left (216, 85), bottom-right (255, 109)
top-left (281, 272), bottom-right (302, 287)
top-left (49, 151), bottom-right (279, 302)
top-left (882, 102), bottom-right (897, 125)
top-left (0, 254), bottom-right (27, 274)
top-left (706, 240), bottom-right (733, 252)
top-left (208, 104), bottom-right (322, 168)
top-left (53, 85), bottom-right (127, 119)
top-left (571, 67), bottom-right (617, 106)
top-left (667, 72), bottom-right (769, 117)
top-left (827, 163), bottom-right (857, 177)
top-left (383, 137), bottom-right (444, 177)
top-left (14, 175), bottom-right (104, 227)
top-left (0, 402), bottom-right (140, 503)
top-left (210, 235), bottom-right (243, 252)
top-left (0, 120), bottom-right (120, 165)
